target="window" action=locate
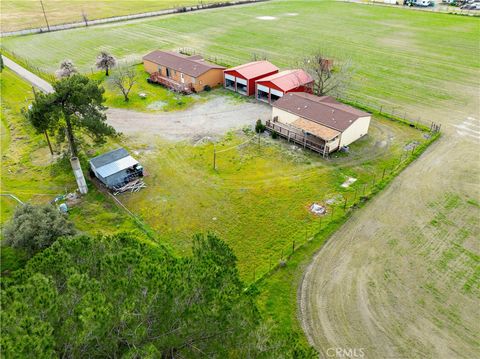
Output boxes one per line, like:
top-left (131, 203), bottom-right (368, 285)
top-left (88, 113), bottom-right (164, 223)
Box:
top-left (192, 77), bottom-right (196, 84)
top-left (157, 66), bottom-right (162, 74)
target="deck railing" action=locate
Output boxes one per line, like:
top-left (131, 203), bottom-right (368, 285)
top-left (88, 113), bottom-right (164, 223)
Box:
top-left (265, 120), bottom-right (328, 156)
top-left (149, 72), bottom-right (194, 94)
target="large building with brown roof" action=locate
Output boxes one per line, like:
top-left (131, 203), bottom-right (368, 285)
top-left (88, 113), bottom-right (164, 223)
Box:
top-left (268, 92), bottom-right (371, 155)
top-left (143, 50), bottom-right (226, 92)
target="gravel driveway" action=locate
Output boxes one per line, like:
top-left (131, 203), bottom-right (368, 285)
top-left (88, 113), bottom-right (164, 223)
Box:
top-left (106, 97), bottom-right (271, 141)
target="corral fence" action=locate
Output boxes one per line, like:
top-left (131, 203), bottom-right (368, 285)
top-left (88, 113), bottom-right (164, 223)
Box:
top-left (1, 0), bottom-right (270, 38)
top-left (342, 0), bottom-right (480, 16)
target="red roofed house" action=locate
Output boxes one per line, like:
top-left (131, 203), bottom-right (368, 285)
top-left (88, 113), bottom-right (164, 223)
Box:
top-left (266, 92), bottom-right (371, 156)
top-left (224, 61), bottom-right (279, 96)
top-left (255, 69), bottom-right (314, 104)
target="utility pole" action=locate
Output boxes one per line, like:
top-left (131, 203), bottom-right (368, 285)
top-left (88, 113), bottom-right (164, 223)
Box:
top-left (213, 148), bottom-right (216, 170)
top-left (40, 0), bottom-right (50, 31)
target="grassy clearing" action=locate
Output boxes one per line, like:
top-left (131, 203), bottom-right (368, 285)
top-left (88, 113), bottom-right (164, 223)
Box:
top-left (119, 116), bottom-right (433, 282)
top-left (91, 64), bottom-right (197, 112)
top-left (0, 68), bottom-right (145, 270)
top-left (0, 0), bottom-right (226, 32)
top-left (2, 0), bottom-right (478, 120)
top-left (90, 64), bottom-right (242, 112)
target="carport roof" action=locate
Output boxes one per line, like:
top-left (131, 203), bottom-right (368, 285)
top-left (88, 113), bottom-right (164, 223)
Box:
top-left (225, 61), bottom-right (278, 79)
top-left (256, 69), bottom-right (313, 92)
top-left (90, 148), bottom-right (129, 169)
top-left (90, 148), bottom-right (139, 178)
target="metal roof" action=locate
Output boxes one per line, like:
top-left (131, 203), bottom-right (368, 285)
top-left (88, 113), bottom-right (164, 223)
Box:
top-left (143, 51), bottom-right (225, 77)
top-left (90, 148), bottom-right (129, 169)
top-left (273, 93), bottom-right (370, 132)
top-left (256, 69), bottom-right (313, 92)
top-left (225, 61), bottom-right (278, 79)
top-left (96, 156), bottom-right (139, 178)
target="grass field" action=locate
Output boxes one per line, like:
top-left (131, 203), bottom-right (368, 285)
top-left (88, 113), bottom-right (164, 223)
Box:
top-left (92, 64), bottom-right (246, 112)
top-left (2, 0), bottom-right (478, 122)
top-left (0, 0), bottom-right (225, 32)
top-left (2, 1), bottom-right (477, 355)
top-left (118, 116), bottom-right (432, 281)
top-left (0, 68), bottom-right (148, 270)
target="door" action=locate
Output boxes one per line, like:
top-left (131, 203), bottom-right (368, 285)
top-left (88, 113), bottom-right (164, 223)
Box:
top-left (166, 68), bottom-right (171, 78)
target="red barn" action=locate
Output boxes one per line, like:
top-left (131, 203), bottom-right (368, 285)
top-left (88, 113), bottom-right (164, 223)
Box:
top-left (224, 61), bottom-right (279, 96)
top-left (255, 69), bottom-right (314, 104)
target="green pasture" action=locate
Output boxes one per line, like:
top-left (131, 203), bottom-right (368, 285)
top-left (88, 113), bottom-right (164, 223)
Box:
top-left (0, 0), bottom-right (226, 32)
top-left (0, 68), bottom-right (141, 242)
top-left (120, 116), bottom-right (430, 281)
top-left (2, 0), bottom-right (478, 120)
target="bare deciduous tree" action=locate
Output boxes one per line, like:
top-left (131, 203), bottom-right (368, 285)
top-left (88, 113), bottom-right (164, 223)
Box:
top-left (55, 59), bottom-right (78, 78)
top-left (298, 52), bottom-right (353, 97)
top-left (111, 66), bottom-right (136, 102)
top-left (96, 51), bottom-right (116, 76)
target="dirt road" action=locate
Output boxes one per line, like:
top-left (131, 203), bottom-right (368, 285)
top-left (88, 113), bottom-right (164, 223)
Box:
top-left (299, 99), bottom-right (480, 357)
top-left (106, 97), bottom-right (271, 141)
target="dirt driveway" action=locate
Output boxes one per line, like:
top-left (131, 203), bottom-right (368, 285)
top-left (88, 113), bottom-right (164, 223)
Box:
top-left (106, 97), bottom-right (271, 141)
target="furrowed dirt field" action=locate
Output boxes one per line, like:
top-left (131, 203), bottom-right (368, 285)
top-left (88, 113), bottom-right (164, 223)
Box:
top-left (299, 97), bottom-right (480, 358)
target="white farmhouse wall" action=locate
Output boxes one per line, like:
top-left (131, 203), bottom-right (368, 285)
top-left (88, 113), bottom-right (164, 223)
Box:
top-left (326, 137), bottom-right (340, 152)
top-left (271, 108), bottom-right (300, 125)
top-left (339, 116), bottom-right (371, 147)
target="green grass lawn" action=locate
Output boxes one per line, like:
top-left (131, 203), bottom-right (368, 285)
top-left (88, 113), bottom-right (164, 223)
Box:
top-left (119, 117), bottom-right (432, 282)
top-left (0, 0), bottom-right (226, 32)
top-left (91, 64), bottom-right (244, 112)
top-left (0, 68), bottom-right (147, 270)
top-left (92, 64), bottom-right (197, 112)
top-left (2, 0), bottom-right (478, 121)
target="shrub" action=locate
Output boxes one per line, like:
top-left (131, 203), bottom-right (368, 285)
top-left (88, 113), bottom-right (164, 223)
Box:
top-left (255, 119), bottom-right (266, 133)
top-left (3, 204), bottom-right (76, 257)
top-left (271, 131), bottom-right (278, 139)
top-left (204, 85), bottom-right (212, 91)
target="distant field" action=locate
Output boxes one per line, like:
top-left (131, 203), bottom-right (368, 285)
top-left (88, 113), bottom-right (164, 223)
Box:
top-left (0, 0), bottom-right (225, 32)
top-left (2, 1), bottom-right (478, 123)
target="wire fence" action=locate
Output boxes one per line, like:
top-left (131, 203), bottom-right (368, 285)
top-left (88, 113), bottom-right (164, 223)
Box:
top-left (1, 48), bottom-right (56, 83)
top-left (1, 0), bottom-right (270, 38)
top-left (242, 130), bottom-right (440, 285)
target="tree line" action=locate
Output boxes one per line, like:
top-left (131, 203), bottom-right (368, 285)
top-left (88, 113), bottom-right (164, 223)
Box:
top-left (1, 205), bottom-right (315, 358)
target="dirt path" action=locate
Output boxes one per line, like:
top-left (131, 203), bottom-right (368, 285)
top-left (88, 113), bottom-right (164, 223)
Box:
top-left (299, 99), bottom-right (480, 358)
top-left (106, 97), bottom-right (271, 141)
top-left (1, 55), bottom-right (53, 93)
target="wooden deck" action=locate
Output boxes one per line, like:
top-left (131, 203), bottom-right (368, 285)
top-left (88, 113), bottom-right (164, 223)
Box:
top-left (148, 72), bottom-right (194, 94)
top-left (265, 120), bottom-right (329, 156)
